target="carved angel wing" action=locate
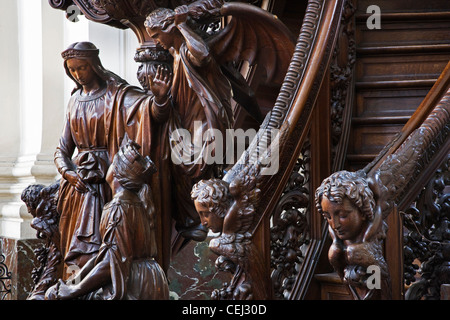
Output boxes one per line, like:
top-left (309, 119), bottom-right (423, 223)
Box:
top-left (208, 2), bottom-right (296, 85)
top-left (223, 162), bottom-right (261, 235)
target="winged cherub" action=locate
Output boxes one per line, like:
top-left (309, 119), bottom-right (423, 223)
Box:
top-left (191, 163), bottom-right (264, 299)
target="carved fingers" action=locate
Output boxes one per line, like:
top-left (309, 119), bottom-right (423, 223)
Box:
top-left (174, 5), bottom-right (189, 25)
top-left (149, 65), bottom-right (172, 103)
top-left (65, 170), bottom-right (88, 194)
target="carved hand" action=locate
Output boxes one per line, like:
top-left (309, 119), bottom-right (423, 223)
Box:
top-left (45, 279), bottom-right (76, 300)
top-left (44, 281), bottom-right (59, 300)
top-left (174, 5), bottom-right (189, 25)
top-left (149, 65), bottom-right (172, 104)
top-left (65, 170), bottom-right (88, 193)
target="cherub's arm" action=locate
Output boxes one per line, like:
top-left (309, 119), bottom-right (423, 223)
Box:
top-left (363, 172), bottom-right (387, 242)
top-left (174, 5), bottom-right (210, 67)
top-left (221, 201), bottom-right (239, 235)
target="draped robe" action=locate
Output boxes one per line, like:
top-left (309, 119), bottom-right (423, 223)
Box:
top-left (167, 43), bottom-right (233, 235)
top-left (55, 79), bottom-right (169, 276)
top-left (94, 189), bottom-right (169, 300)
top-left (55, 42), bottom-right (233, 275)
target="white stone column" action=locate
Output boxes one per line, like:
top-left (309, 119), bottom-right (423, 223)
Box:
top-left (0, 0), bottom-right (43, 239)
top-left (31, 0), bottom-right (66, 186)
top-left (0, 0), bottom-right (141, 240)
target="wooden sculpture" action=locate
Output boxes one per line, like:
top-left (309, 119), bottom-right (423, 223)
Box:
top-left (315, 85), bottom-right (450, 300)
top-left (45, 138), bottom-right (169, 300)
top-left (26, 0), bottom-right (295, 300)
top-left (192, 162), bottom-right (268, 299)
top-left (21, 182), bottom-right (62, 300)
top-left (315, 171), bottom-right (391, 299)
top-left (54, 41), bottom-right (172, 278)
top-left (144, 0), bottom-right (295, 242)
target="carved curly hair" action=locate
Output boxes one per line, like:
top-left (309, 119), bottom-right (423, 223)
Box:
top-left (315, 170), bottom-right (375, 221)
top-left (145, 8), bottom-right (175, 31)
top-left (191, 179), bottom-right (232, 218)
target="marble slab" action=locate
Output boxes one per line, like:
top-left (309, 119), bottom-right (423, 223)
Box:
top-left (0, 237), bottom-right (45, 300)
top-left (168, 237), bottom-right (231, 300)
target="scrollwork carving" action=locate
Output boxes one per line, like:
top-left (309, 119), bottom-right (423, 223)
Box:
top-left (404, 155), bottom-right (450, 300)
top-left (270, 145), bottom-right (311, 299)
top-left (0, 253), bottom-right (12, 300)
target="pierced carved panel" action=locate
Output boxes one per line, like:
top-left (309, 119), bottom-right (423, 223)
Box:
top-left (270, 140), bottom-right (311, 299)
top-left (403, 155), bottom-right (450, 300)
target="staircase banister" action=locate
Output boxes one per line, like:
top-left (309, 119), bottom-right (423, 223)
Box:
top-left (213, 0), bottom-right (347, 300)
top-left (367, 60), bottom-right (450, 175)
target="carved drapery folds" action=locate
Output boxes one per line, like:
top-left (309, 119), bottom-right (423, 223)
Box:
top-left (49, 0), bottom-right (260, 92)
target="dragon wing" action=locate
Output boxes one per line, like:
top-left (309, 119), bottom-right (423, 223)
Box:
top-left (208, 2), bottom-right (296, 85)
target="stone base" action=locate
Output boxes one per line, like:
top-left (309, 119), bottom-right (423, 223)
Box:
top-left (0, 234), bottom-right (229, 300)
top-left (0, 237), bottom-right (45, 300)
top-left (168, 236), bottom-right (231, 300)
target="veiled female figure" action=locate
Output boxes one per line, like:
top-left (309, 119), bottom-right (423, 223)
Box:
top-left (55, 42), bottom-right (171, 278)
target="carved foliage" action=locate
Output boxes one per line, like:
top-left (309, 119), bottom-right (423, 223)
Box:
top-left (270, 143), bottom-right (311, 299)
top-left (403, 155), bottom-right (450, 300)
top-left (0, 253), bottom-right (12, 300)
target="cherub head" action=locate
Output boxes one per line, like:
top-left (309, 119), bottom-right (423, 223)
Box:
top-left (315, 171), bottom-right (375, 242)
top-left (191, 179), bottom-right (232, 233)
top-left (21, 184), bottom-right (45, 218)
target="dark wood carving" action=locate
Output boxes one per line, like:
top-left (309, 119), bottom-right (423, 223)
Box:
top-left (45, 138), bottom-right (168, 299)
top-left (190, 0), bottom-right (346, 300)
top-left (192, 162), bottom-right (266, 299)
top-left (270, 147), bottom-right (311, 299)
top-left (315, 82), bottom-right (450, 299)
top-left (40, 0), bottom-right (295, 300)
top-left (403, 156), bottom-right (450, 300)
top-left (21, 182), bottom-right (62, 300)
top-left (54, 41), bottom-right (172, 279)
top-left (329, 0), bottom-right (356, 171)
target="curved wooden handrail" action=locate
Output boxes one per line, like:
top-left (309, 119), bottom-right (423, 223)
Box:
top-left (366, 60), bottom-right (450, 175)
top-left (221, 0), bottom-right (346, 300)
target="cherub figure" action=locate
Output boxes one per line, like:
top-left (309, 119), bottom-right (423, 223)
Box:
top-left (315, 170), bottom-right (391, 300)
top-left (22, 181), bottom-right (62, 300)
top-left (191, 163), bottom-right (266, 299)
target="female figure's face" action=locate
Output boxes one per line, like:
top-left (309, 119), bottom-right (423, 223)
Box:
top-left (194, 200), bottom-right (224, 233)
top-left (321, 196), bottom-right (367, 242)
top-left (66, 58), bottom-right (97, 87)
